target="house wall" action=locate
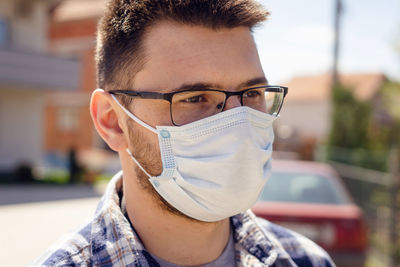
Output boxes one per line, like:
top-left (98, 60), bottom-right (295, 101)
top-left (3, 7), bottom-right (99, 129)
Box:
top-left (277, 101), bottom-right (332, 140)
top-left (0, 88), bottom-right (44, 170)
top-left (0, 0), bottom-right (48, 52)
top-left (46, 16), bottom-right (103, 153)
top-left (0, 1), bottom-right (15, 49)
top-left (0, 0), bottom-right (82, 176)
top-left (44, 92), bottom-right (94, 152)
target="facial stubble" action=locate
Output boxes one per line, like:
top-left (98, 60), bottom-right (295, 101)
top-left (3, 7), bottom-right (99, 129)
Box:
top-left (127, 119), bottom-right (203, 223)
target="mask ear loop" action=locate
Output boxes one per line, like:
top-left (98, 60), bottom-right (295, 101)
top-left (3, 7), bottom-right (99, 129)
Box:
top-left (110, 94), bottom-right (158, 134)
top-left (109, 93), bottom-right (156, 178)
top-left (126, 148), bottom-right (152, 178)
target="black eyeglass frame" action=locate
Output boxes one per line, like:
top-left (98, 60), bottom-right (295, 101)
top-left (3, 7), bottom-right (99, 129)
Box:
top-left (109, 85), bottom-right (288, 126)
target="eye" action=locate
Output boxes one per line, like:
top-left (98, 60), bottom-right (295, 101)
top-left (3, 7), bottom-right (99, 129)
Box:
top-left (173, 90), bottom-right (224, 107)
top-left (181, 94), bottom-right (206, 103)
top-left (244, 89), bottom-right (262, 98)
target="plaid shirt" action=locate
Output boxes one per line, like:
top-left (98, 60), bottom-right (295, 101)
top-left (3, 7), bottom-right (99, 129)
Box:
top-left (31, 172), bottom-right (335, 267)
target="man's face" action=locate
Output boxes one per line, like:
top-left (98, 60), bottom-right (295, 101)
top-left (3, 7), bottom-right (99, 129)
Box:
top-left (122, 21), bottom-right (265, 217)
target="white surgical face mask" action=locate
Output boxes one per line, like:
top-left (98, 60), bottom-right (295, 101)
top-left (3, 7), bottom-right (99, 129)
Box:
top-left (111, 93), bottom-right (276, 222)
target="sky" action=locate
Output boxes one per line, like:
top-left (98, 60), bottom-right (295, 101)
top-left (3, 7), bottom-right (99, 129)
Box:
top-left (254, 0), bottom-right (400, 84)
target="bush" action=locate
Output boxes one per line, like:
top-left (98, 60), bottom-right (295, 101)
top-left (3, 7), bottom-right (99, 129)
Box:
top-left (327, 82), bottom-right (400, 171)
top-left (329, 83), bottom-right (372, 149)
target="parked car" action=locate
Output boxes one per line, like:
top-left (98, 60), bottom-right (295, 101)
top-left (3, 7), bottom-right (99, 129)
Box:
top-left (252, 160), bottom-right (368, 267)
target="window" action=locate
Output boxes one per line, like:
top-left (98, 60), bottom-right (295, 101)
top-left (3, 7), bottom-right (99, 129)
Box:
top-left (259, 172), bottom-right (349, 205)
top-left (0, 17), bottom-right (9, 47)
top-left (57, 107), bottom-right (79, 132)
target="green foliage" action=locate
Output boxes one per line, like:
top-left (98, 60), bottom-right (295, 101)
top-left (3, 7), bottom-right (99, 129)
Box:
top-left (327, 81), bottom-right (400, 171)
top-left (380, 82), bottom-right (400, 146)
top-left (329, 83), bottom-right (372, 149)
top-left (40, 170), bottom-right (70, 184)
top-left (383, 82), bottom-right (400, 118)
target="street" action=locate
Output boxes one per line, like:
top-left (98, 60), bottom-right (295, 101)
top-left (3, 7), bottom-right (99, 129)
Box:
top-left (0, 184), bottom-right (385, 267)
top-left (0, 185), bottom-right (102, 266)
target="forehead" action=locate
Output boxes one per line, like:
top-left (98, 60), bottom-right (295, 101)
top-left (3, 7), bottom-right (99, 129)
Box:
top-left (133, 22), bottom-right (265, 91)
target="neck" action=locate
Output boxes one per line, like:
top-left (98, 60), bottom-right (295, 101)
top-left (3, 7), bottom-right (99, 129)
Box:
top-left (123, 171), bottom-right (231, 266)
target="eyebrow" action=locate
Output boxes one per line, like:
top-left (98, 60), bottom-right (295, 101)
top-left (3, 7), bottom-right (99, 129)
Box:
top-left (170, 76), bottom-right (268, 92)
top-left (239, 77), bottom-right (268, 88)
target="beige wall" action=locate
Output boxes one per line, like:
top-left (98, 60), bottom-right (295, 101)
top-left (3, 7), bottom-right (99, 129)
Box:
top-left (277, 101), bottom-right (332, 140)
top-left (0, 0), bottom-right (49, 53)
top-left (0, 88), bottom-right (44, 170)
top-left (0, 1), bottom-right (13, 17)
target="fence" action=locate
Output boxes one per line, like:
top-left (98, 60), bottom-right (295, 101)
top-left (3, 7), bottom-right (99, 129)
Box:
top-left (318, 148), bottom-right (400, 267)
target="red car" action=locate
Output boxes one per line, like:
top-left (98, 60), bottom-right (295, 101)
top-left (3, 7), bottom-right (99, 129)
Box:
top-left (252, 160), bottom-right (368, 267)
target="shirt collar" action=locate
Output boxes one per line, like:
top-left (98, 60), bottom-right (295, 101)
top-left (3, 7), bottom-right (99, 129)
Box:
top-left (89, 171), bottom-right (288, 266)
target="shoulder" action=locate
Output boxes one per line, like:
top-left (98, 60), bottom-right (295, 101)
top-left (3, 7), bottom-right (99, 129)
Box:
top-left (256, 217), bottom-right (336, 267)
top-left (29, 223), bottom-right (92, 267)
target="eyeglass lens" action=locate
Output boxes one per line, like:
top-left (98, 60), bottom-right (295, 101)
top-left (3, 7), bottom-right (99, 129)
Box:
top-left (171, 87), bottom-right (284, 125)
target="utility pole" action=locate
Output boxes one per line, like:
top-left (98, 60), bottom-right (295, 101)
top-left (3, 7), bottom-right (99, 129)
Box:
top-left (389, 148), bottom-right (400, 267)
top-left (332, 0), bottom-right (343, 87)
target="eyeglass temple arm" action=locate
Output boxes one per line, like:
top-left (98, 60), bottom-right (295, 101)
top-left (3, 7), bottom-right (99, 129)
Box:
top-left (264, 86), bottom-right (288, 98)
top-left (108, 90), bottom-right (173, 101)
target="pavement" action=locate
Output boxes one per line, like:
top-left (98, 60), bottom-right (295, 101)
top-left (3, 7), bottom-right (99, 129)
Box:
top-left (0, 184), bottom-right (102, 205)
top-left (0, 184), bottom-right (386, 266)
top-left (0, 185), bottom-right (103, 266)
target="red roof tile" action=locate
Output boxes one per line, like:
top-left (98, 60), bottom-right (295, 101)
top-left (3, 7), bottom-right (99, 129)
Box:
top-left (282, 72), bottom-right (386, 103)
top-left (52, 0), bottom-right (105, 22)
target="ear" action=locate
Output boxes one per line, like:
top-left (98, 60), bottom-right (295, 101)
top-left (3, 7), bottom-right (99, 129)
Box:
top-left (90, 89), bottom-right (128, 152)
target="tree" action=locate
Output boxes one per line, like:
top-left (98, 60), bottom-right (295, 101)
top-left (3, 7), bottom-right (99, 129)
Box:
top-left (329, 83), bottom-right (372, 149)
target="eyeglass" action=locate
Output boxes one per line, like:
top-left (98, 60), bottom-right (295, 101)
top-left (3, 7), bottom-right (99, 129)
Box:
top-left (109, 85), bottom-right (288, 126)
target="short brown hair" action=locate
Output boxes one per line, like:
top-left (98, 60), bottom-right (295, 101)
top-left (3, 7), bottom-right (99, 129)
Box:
top-left (96, 0), bottom-right (269, 90)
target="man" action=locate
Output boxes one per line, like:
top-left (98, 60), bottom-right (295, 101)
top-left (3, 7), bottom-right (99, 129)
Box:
top-left (33, 0), bottom-right (335, 266)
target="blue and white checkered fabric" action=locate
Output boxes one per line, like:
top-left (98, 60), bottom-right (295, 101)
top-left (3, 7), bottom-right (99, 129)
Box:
top-left (31, 171), bottom-right (335, 267)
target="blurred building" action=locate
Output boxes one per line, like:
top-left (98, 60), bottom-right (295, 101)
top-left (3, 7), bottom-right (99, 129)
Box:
top-left (275, 72), bottom-right (387, 159)
top-left (0, 0), bottom-right (392, 178)
top-left (0, 0), bottom-right (80, 178)
top-left (45, 0), bottom-right (104, 153)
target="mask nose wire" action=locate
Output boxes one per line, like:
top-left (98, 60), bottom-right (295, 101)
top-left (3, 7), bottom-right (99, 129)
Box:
top-left (110, 94), bottom-right (158, 134)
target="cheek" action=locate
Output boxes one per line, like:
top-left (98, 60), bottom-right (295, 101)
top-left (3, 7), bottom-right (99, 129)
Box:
top-left (127, 120), bottom-right (163, 173)
top-left (132, 99), bottom-right (173, 127)
top-left (145, 130), bottom-right (161, 156)
top-left (124, 101), bottom-right (172, 174)
top-left (128, 120), bottom-right (160, 154)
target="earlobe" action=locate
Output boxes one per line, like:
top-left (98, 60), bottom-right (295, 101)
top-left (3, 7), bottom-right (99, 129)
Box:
top-left (90, 89), bottom-right (128, 152)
